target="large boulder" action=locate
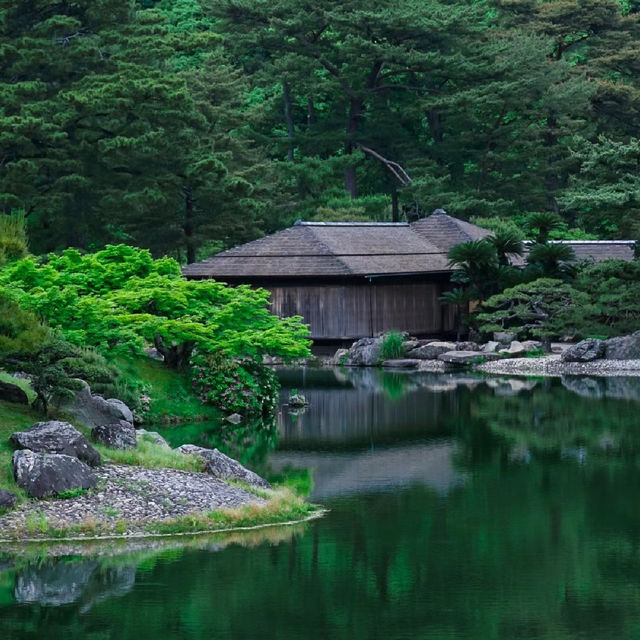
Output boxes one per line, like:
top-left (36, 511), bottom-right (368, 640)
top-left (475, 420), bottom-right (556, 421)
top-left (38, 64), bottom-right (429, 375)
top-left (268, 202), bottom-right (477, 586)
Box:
top-left (493, 332), bottom-right (516, 345)
top-left (177, 445), bottom-right (271, 489)
top-left (481, 341), bottom-right (500, 353)
top-left (12, 450), bottom-right (97, 498)
top-left (92, 421), bottom-right (137, 450)
top-left (9, 421), bottom-right (101, 467)
top-left (0, 380), bottom-right (29, 405)
top-left (63, 380), bottom-right (134, 427)
top-left (562, 338), bottom-right (606, 363)
top-left (500, 340), bottom-right (527, 357)
top-left (136, 429), bottom-right (170, 449)
top-left (406, 341), bottom-right (457, 360)
top-left (604, 331), bottom-right (640, 360)
top-left (0, 489), bottom-right (17, 510)
top-left (346, 337), bottom-right (382, 366)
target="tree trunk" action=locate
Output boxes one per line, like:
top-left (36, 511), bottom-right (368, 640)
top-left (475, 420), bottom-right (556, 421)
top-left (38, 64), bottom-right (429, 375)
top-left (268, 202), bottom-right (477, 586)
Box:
top-left (307, 96), bottom-right (316, 127)
top-left (154, 335), bottom-right (194, 370)
top-left (283, 79), bottom-right (295, 162)
top-left (391, 183), bottom-right (399, 222)
top-left (183, 186), bottom-right (196, 265)
top-left (344, 97), bottom-right (363, 199)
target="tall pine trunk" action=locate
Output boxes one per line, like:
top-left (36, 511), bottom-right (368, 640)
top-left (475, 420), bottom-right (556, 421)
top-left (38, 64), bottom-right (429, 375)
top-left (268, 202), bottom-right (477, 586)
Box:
top-left (344, 97), bottom-right (363, 198)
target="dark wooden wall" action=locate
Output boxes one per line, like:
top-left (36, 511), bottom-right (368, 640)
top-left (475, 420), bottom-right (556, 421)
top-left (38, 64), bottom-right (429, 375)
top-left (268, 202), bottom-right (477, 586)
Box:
top-left (266, 280), bottom-right (454, 340)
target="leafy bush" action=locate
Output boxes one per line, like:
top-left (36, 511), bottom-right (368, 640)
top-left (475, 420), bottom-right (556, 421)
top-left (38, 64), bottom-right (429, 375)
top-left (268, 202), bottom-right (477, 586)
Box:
top-left (191, 353), bottom-right (279, 416)
top-left (478, 278), bottom-right (592, 342)
top-left (380, 331), bottom-right (406, 360)
top-left (0, 212), bottom-right (28, 264)
top-left (572, 259), bottom-right (640, 337)
top-left (0, 244), bottom-right (311, 367)
top-left (3, 336), bottom-right (119, 416)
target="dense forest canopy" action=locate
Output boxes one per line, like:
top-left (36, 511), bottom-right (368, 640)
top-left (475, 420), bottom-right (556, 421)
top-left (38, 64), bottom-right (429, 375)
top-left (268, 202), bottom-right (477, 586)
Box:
top-left (1, 0), bottom-right (639, 261)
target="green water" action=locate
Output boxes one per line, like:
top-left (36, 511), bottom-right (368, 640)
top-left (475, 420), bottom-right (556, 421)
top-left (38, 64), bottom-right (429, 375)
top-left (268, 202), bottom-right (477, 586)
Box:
top-left (2, 370), bottom-right (640, 639)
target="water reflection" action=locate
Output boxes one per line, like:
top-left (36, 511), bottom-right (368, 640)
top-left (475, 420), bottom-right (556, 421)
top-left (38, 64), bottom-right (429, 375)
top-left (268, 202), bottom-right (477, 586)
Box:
top-left (3, 369), bottom-right (640, 639)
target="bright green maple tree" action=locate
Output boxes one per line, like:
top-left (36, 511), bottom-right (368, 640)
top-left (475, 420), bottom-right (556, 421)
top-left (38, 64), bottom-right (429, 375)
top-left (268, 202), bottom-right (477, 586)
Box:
top-left (0, 245), bottom-right (311, 368)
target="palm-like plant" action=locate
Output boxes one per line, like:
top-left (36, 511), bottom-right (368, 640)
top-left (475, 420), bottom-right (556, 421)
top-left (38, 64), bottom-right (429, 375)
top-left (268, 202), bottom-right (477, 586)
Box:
top-left (527, 242), bottom-right (576, 279)
top-left (447, 239), bottom-right (499, 298)
top-left (524, 212), bottom-right (564, 243)
top-left (489, 228), bottom-right (524, 266)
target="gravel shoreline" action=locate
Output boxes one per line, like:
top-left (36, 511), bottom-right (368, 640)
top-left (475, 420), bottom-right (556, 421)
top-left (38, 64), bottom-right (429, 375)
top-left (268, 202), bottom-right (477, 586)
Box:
top-left (477, 355), bottom-right (640, 377)
top-left (0, 463), bottom-right (264, 539)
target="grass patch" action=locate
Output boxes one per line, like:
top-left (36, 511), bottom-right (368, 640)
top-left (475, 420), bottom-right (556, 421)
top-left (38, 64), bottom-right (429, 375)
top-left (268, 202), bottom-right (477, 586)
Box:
top-left (0, 399), bottom-right (43, 496)
top-left (147, 489), bottom-right (317, 536)
top-left (56, 487), bottom-right (89, 500)
top-left (95, 438), bottom-right (203, 472)
top-left (116, 358), bottom-right (220, 424)
top-left (379, 331), bottom-right (406, 360)
top-left (0, 371), bottom-right (36, 404)
top-left (266, 466), bottom-right (313, 497)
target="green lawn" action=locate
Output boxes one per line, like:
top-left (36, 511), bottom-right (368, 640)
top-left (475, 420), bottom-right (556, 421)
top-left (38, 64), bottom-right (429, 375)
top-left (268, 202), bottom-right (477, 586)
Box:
top-left (116, 358), bottom-right (221, 425)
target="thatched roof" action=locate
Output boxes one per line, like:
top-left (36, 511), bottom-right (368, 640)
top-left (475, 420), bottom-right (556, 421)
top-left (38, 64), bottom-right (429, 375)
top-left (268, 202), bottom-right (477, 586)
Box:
top-left (551, 240), bottom-right (636, 263)
top-left (410, 213), bottom-right (492, 251)
top-left (183, 219), bottom-right (453, 279)
top-left (182, 213), bottom-right (636, 280)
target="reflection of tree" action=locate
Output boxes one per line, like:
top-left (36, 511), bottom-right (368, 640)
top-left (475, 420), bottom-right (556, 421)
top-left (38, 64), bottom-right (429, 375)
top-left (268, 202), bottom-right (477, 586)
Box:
top-left (472, 379), bottom-right (640, 457)
top-left (2, 454), bottom-right (639, 639)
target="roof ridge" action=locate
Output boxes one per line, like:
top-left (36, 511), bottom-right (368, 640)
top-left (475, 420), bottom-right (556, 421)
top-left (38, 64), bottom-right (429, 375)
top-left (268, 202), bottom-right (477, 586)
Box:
top-left (305, 225), bottom-right (354, 274)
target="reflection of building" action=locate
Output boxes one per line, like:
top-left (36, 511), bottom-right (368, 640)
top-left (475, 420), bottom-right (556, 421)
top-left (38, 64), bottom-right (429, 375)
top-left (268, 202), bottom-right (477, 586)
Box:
top-left (183, 212), bottom-right (635, 343)
top-left (270, 443), bottom-right (466, 500)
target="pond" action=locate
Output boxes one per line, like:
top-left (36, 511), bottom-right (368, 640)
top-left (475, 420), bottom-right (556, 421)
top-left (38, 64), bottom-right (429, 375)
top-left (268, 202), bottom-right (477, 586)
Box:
top-left (2, 368), bottom-right (640, 639)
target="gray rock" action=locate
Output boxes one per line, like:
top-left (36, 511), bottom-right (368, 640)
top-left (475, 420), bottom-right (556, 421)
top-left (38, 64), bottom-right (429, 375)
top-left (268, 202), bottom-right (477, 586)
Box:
top-left (10, 421), bottom-right (101, 467)
top-left (456, 341), bottom-right (479, 352)
top-left (177, 445), bottom-right (271, 489)
top-left (520, 340), bottom-right (542, 352)
top-left (493, 332), bottom-right (516, 345)
top-left (381, 359), bottom-right (420, 369)
top-left (407, 341), bottom-right (456, 360)
top-left (225, 413), bottom-right (243, 424)
top-left (63, 381), bottom-right (134, 428)
top-left (481, 341), bottom-right (500, 353)
top-left (328, 348), bottom-right (349, 366)
top-left (500, 340), bottom-right (527, 357)
top-left (0, 489), bottom-right (17, 510)
top-left (403, 340), bottom-right (420, 352)
top-left (0, 380), bottom-right (29, 405)
top-left (346, 337), bottom-right (382, 366)
top-left (13, 450), bottom-right (97, 498)
top-left (604, 331), bottom-right (640, 360)
top-left (135, 429), bottom-right (170, 449)
top-left (438, 351), bottom-right (503, 365)
top-left (562, 338), bottom-right (606, 363)
top-left (92, 421), bottom-right (137, 450)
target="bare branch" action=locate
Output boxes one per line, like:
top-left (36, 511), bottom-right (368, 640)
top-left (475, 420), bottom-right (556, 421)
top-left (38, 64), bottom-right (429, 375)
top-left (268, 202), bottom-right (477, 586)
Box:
top-left (355, 144), bottom-right (412, 185)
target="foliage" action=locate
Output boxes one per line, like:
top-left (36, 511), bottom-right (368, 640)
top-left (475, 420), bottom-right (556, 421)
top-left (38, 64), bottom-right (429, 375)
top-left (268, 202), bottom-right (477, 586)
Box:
top-left (448, 239), bottom-right (500, 299)
top-left (0, 213), bottom-right (28, 264)
top-left (379, 332), bottom-right (406, 361)
top-left (0, 245), bottom-right (311, 367)
top-left (3, 336), bottom-right (117, 416)
top-left (0, 294), bottom-right (48, 358)
top-left (572, 259), bottom-right (640, 336)
top-left (190, 353), bottom-right (279, 416)
top-left (477, 278), bottom-right (592, 341)
top-left (526, 241), bottom-right (577, 279)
